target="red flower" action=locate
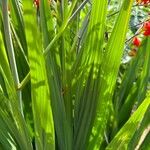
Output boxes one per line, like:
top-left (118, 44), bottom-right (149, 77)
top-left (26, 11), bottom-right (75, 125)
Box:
top-left (34, 0), bottom-right (39, 8)
top-left (132, 37), bottom-right (141, 47)
top-left (136, 0), bottom-right (150, 4)
top-left (143, 21), bottom-right (150, 36)
top-left (142, 0), bottom-right (149, 4)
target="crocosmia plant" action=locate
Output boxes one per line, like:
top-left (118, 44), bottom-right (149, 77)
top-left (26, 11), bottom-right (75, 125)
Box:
top-left (0, 0), bottom-right (150, 150)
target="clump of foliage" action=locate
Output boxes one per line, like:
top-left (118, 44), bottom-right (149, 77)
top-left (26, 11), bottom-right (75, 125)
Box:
top-left (0, 0), bottom-right (150, 150)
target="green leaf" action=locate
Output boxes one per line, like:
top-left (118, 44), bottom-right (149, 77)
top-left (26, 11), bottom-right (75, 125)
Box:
top-left (73, 0), bottom-right (107, 149)
top-left (23, 1), bottom-right (55, 149)
top-left (118, 37), bottom-right (150, 127)
top-left (0, 91), bottom-right (31, 150)
top-left (9, 0), bottom-right (27, 53)
top-left (106, 94), bottom-right (150, 149)
top-left (88, 0), bottom-right (134, 149)
top-left (0, 18), bottom-right (32, 150)
top-left (128, 106), bottom-right (150, 149)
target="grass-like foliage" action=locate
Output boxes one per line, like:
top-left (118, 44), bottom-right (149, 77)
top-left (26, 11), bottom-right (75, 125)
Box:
top-left (0, 0), bottom-right (150, 150)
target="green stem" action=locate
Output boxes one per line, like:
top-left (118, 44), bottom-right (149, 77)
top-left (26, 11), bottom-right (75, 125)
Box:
top-left (68, 0), bottom-right (90, 22)
top-left (43, 0), bottom-right (78, 55)
top-left (17, 72), bottom-right (30, 91)
top-left (1, 0), bottom-right (23, 115)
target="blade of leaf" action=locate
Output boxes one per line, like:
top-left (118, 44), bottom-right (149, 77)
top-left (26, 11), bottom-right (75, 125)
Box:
top-left (88, 0), bottom-right (134, 149)
top-left (106, 94), bottom-right (150, 149)
top-left (23, 1), bottom-right (55, 149)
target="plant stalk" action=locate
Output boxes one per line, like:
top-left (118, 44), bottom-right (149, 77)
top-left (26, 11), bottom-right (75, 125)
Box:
top-left (1, 0), bottom-right (23, 115)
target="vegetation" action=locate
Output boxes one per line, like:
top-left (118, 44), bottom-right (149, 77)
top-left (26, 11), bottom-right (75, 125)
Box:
top-left (0, 0), bottom-right (150, 149)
